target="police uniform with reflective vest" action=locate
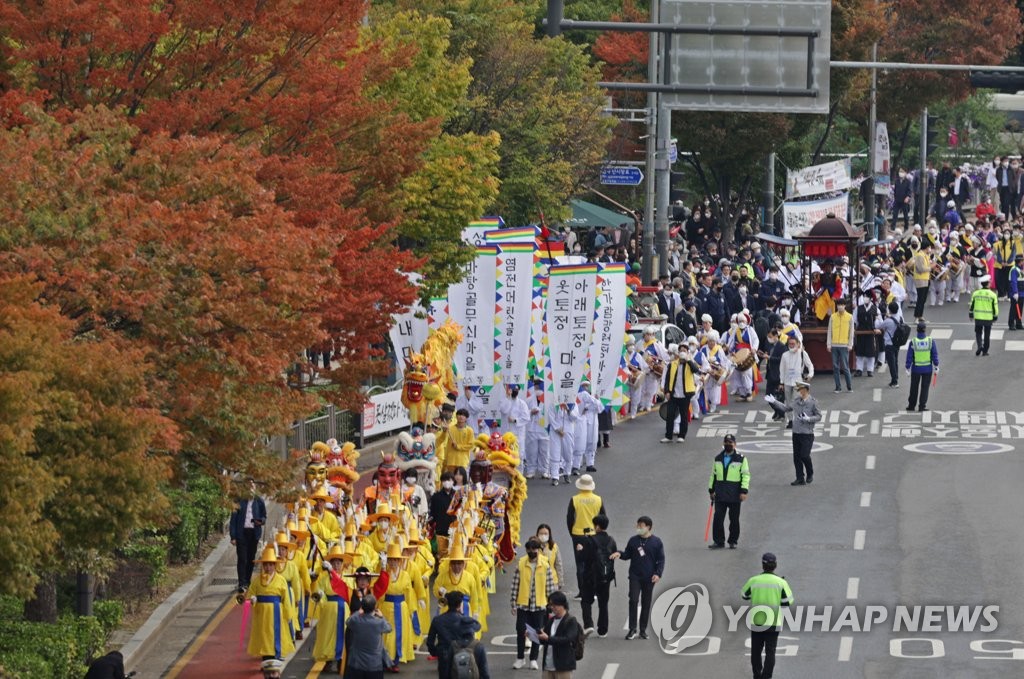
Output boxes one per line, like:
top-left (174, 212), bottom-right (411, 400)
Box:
top-left (708, 451), bottom-right (751, 547)
top-left (1009, 262), bottom-right (1024, 330)
top-left (741, 570), bottom-right (794, 679)
top-left (905, 332), bottom-right (939, 411)
top-left (970, 286), bottom-right (999, 355)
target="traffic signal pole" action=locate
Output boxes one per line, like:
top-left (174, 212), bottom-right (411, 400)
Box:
top-left (642, 3), bottom-right (659, 285)
top-left (920, 107), bottom-right (929, 226)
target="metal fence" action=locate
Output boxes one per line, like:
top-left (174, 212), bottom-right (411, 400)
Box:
top-left (270, 405), bottom-right (361, 458)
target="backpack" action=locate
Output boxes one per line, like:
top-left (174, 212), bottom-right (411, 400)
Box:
top-left (591, 534), bottom-right (616, 585)
top-left (892, 321), bottom-right (912, 347)
top-left (573, 617), bottom-right (586, 661)
top-left (450, 639), bottom-right (480, 679)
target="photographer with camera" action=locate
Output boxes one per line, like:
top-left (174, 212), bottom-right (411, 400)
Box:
top-left (345, 594), bottom-right (392, 679)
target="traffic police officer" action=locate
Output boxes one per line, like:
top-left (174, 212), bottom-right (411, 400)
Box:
top-left (969, 274), bottom-right (999, 355)
top-left (1010, 254), bottom-right (1024, 330)
top-left (741, 552), bottom-right (794, 679)
top-left (708, 434), bottom-right (750, 549)
top-left (905, 320), bottom-right (940, 412)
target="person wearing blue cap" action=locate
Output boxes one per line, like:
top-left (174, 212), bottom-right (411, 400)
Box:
top-left (741, 552), bottom-right (794, 679)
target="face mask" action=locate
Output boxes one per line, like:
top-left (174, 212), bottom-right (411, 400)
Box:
top-left (404, 477), bottom-right (416, 486)
top-left (738, 321), bottom-right (748, 329)
top-left (704, 200), bottom-right (710, 206)
top-left (637, 527), bottom-right (650, 537)
top-left (769, 273), bottom-right (778, 280)
top-left (1004, 234), bottom-right (1010, 240)
top-left (537, 533), bottom-right (549, 543)
top-left (694, 215), bottom-right (701, 221)
top-left (378, 520), bottom-right (390, 531)
top-left (789, 346), bottom-right (799, 353)
top-left (1003, 161), bottom-right (1010, 168)
top-left (739, 287), bottom-right (748, 295)
top-left (1014, 164), bottom-right (1020, 170)
top-left (442, 480), bottom-right (453, 490)
top-left (939, 191), bottom-right (947, 198)
top-left (528, 551), bottom-right (538, 561)
top-left (899, 172), bottom-right (906, 179)
top-left (782, 300), bottom-right (792, 308)
top-left (724, 443), bottom-right (734, 452)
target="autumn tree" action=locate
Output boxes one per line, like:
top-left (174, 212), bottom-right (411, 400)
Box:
top-left (0, 0), bottom-right (430, 413)
top-left (0, 276), bottom-right (174, 617)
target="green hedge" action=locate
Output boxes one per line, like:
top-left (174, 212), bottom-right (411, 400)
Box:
top-left (0, 615), bottom-right (104, 679)
top-left (168, 470), bottom-right (228, 563)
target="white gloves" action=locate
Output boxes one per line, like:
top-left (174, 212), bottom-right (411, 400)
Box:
top-left (322, 559), bottom-right (334, 573)
top-left (765, 394), bottom-right (776, 404)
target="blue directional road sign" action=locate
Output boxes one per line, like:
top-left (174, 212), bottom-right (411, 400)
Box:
top-left (600, 166), bottom-right (644, 186)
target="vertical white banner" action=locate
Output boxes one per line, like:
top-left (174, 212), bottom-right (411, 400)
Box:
top-left (388, 309), bottom-right (428, 367)
top-left (427, 297), bottom-right (449, 333)
top-left (489, 241), bottom-right (535, 387)
top-left (873, 121), bottom-right (891, 195)
top-left (546, 264), bottom-right (598, 405)
top-left (446, 278), bottom-right (469, 381)
top-left (461, 246), bottom-right (498, 387)
top-left (590, 263), bottom-right (627, 404)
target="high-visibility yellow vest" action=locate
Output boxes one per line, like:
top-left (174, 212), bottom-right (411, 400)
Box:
top-left (830, 311), bottom-right (852, 346)
top-left (515, 554), bottom-right (549, 608)
top-left (570, 491), bottom-right (604, 536)
top-left (911, 337), bottom-right (933, 366)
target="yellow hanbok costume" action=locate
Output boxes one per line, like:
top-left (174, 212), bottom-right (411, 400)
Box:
top-left (445, 422), bottom-right (476, 470)
top-left (244, 546), bottom-right (296, 659)
top-left (380, 543), bottom-right (416, 664)
top-left (311, 547), bottom-right (351, 665)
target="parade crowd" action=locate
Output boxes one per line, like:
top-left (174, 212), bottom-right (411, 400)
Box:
top-left (227, 156), bottom-right (1024, 679)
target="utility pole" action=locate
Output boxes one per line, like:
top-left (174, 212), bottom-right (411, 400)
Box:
top-left (764, 152), bottom-right (776, 235)
top-left (641, 2), bottom-right (659, 284)
top-left (654, 6), bottom-right (671, 279)
top-left (919, 107), bottom-right (928, 226)
top-left (864, 36), bottom-right (877, 233)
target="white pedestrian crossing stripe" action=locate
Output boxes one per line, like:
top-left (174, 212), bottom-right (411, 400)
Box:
top-left (1005, 340), bottom-right (1024, 351)
top-left (930, 328), bottom-right (954, 340)
top-left (991, 329), bottom-right (1005, 341)
top-left (950, 340), bottom-right (975, 351)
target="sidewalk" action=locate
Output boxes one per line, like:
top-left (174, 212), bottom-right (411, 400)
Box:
top-left (120, 430), bottom-right (404, 678)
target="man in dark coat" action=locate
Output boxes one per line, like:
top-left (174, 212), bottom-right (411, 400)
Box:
top-left (229, 479), bottom-right (267, 591)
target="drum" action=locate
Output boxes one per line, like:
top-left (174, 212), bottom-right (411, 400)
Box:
top-left (732, 347), bottom-right (756, 371)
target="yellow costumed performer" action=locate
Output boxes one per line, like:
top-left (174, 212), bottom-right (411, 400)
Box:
top-left (239, 545), bottom-right (295, 660)
top-left (273, 530), bottom-right (301, 642)
top-left (380, 540), bottom-right (416, 665)
top-left (310, 544), bottom-right (352, 673)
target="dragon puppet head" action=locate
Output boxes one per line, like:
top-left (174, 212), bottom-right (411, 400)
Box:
top-left (395, 425), bottom-right (437, 492)
top-left (402, 354), bottom-right (431, 404)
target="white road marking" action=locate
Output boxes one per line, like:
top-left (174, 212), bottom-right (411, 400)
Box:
top-left (950, 339), bottom-right (975, 351)
top-left (930, 328), bottom-right (954, 340)
top-left (865, 455), bottom-right (876, 470)
top-left (838, 636), bottom-right (853, 661)
top-left (1006, 340), bottom-right (1024, 351)
top-left (860, 491), bottom-right (871, 508)
top-left (872, 388), bottom-right (881, 402)
top-left (869, 419), bottom-right (880, 435)
top-left (846, 577), bottom-right (860, 599)
top-left (854, 530), bottom-right (866, 550)
top-left (601, 664), bottom-right (620, 679)
top-left (991, 329), bottom-right (1005, 341)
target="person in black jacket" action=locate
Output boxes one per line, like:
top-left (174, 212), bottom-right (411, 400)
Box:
top-left (429, 471), bottom-right (457, 559)
top-left (538, 591), bottom-right (581, 675)
top-left (84, 651), bottom-right (126, 679)
top-left (611, 515), bottom-right (665, 641)
top-left (577, 514), bottom-right (618, 638)
top-left (761, 328), bottom-right (786, 420)
top-left (426, 591), bottom-right (490, 679)
top-left (892, 167), bottom-right (912, 229)
top-left (229, 479), bottom-right (267, 591)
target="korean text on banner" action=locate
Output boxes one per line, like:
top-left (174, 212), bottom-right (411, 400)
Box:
top-left (785, 159), bottom-right (852, 199)
top-left (388, 273), bottom-right (428, 368)
top-left (491, 242), bottom-right (535, 387)
top-left (591, 263), bottom-right (627, 404)
top-left (873, 122), bottom-right (891, 196)
top-left (546, 264), bottom-right (599, 405)
top-left (783, 194), bottom-right (850, 238)
top-left (362, 390), bottom-right (411, 437)
top-left (461, 246), bottom-right (498, 387)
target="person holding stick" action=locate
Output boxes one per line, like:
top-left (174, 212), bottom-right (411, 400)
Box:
top-left (765, 381), bottom-right (821, 486)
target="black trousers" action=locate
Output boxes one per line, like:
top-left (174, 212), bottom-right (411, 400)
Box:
top-left (792, 433), bottom-right (814, 481)
top-left (975, 320), bottom-right (993, 353)
top-left (627, 576), bottom-right (655, 633)
top-left (235, 528), bottom-right (258, 587)
top-left (581, 577), bottom-right (612, 635)
top-left (751, 628), bottom-right (780, 679)
top-left (664, 394), bottom-right (692, 439)
top-left (515, 608), bottom-right (544, 659)
top-left (884, 345), bottom-right (899, 385)
top-left (997, 268), bottom-right (1011, 298)
top-left (914, 285), bottom-right (928, 319)
top-left (1000, 186), bottom-right (1012, 217)
top-left (571, 536), bottom-right (587, 592)
top-left (1010, 300), bottom-right (1023, 329)
top-left (908, 371), bottom-right (932, 410)
top-left (712, 501), bottom-right (741, 546)
top-left (891, 202), bottom-right (910, 229)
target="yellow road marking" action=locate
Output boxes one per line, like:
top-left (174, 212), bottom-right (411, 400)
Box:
top-left (164, 596), bottom-right (236, 679)
top-left (305, 660), bottom-right (326, 678)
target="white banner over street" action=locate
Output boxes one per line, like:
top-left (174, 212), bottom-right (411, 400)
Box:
top-left (786, 159), bottom-right (852, 199)
top-left (546, 264), bottom-right (598, 406)
top-left (783, 194), bottom-right (850, 238)
top-left (388, 273), bottom-right (429, 369)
